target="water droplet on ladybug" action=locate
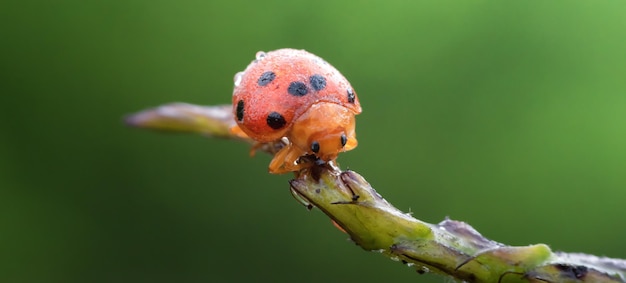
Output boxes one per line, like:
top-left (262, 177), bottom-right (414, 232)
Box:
top-left (233, 71), bottom-right (243, 87)
top-left (255, 51), bottom-right (267, 61)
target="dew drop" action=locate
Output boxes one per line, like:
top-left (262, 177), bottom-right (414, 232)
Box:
top-left (233, 71), bottom-right (243, 87)
top-left (255, 51), bottom-right (266, 60)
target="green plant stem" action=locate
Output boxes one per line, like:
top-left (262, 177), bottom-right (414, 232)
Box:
top-left (290, 167), bottom-right (626, 283)
top-left (127, 103), bottom-right (626, 283)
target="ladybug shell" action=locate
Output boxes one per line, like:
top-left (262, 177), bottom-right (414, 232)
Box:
top-left (232, 49), bottom-right (361, 143)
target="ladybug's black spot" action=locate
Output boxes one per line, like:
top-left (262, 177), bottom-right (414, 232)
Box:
top-left (266, 111), bottom-right (286, 129)
top-left (309, 74), bottom-right (327, 91)
top-left (347, 88), bottom-right (355, 104)
top-left (310, 141), bottom-right (320, 153)
top-left (257, 71), bottom-right (276, 86)
top-left (288, 81), bottom-right (308, 96)
top-left (236, 100), bottom-right (245, 121)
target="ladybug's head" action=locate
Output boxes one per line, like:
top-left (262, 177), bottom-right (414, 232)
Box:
top-left (289, 102), bottom-right (358, 163)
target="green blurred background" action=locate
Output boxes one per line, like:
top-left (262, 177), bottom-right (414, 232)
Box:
top-left (2, 1), bottom-right (626, 282)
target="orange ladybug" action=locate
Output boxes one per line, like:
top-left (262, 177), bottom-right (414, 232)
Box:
top-left (230, 49), bottom-right (362, 174)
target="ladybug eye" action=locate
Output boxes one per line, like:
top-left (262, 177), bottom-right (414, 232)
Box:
top-left (340, 134), bottom-right (347, 147)
top-left (310, 141), bottom-right (320, 153)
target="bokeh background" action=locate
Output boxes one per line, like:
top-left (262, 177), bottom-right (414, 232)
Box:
top-left (2, 1), bottom-right (626, 282)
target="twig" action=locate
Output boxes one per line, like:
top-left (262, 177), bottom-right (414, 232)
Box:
top-left (126, 103), bottom-right (626, 283)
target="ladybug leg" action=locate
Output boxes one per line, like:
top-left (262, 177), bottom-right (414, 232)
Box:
top-left (269, 143), bottom-right (292, 173)
top-left (268, 143), bottom-right (307, 174)
top-left (229, 124), bottom-right (250, 139)
top-left (343, 136), bottom-right (358, 151)
top-left (343, 121), bottom-right (358, 151)
top-left (248, 142), bottom-right (265, 157)
top-left (230, 125), bottom-right (264, 157)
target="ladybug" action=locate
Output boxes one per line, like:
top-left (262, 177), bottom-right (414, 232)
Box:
top-left (230, 48), bottom-right (362, 174)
